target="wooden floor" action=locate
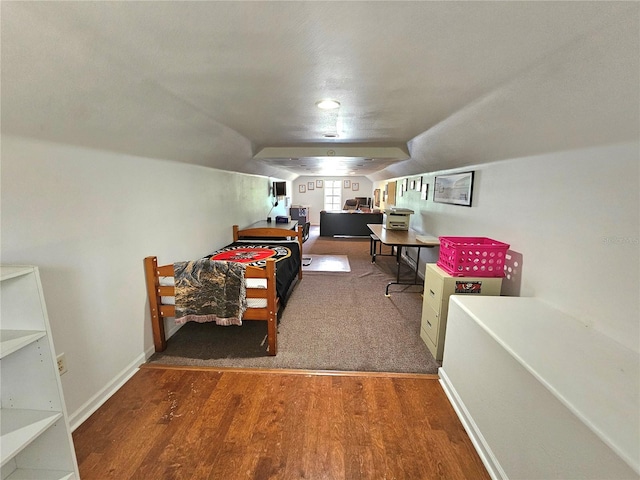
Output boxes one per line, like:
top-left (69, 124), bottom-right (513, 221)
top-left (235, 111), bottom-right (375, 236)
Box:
top-left (73, 365), bottom-right (489, 480)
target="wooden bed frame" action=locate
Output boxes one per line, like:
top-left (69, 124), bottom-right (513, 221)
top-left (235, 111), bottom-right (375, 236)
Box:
top-left (144, 224), bottom-right (304, 356)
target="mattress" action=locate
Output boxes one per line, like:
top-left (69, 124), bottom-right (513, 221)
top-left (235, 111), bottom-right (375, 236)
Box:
top-left (206, 239), bottom-right (301, 305)
top-left (160, 276), bottom-right (267, 308)
top-left (159, 238), bottom-right (301, 310)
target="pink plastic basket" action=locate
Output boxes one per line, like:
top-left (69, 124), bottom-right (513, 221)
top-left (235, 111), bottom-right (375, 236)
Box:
top-left (437, 236), bottom-right (510, 277)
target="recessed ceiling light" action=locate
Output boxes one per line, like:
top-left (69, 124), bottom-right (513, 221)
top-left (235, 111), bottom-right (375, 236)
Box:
top-left (316, 99), bottom-right (340, 110)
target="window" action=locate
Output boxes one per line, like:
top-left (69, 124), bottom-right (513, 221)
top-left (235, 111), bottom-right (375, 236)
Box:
top-left (324, 180), bottom-right (341, 211)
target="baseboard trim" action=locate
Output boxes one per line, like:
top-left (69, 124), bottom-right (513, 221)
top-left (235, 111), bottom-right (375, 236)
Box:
top-left (69, 322), bottom-right (185, 431)
top-left (165, 321), bottom-right (182, 339)
top-left (438, 367), bottom-right (506, 480)
top-left (68, 353), bottom-right (146, 431)
top-left (141, 363), bottom-right (441, 379)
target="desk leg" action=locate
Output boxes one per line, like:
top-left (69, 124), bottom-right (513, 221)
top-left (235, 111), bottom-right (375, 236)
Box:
top-left (371, 237), bottom-right (377, 263)
top-left (371, 240), bottom-right (397, 263)
top-left (385, 246), bottom-right (426, 297)
top-left (385, 246), bottom-right (404, 297)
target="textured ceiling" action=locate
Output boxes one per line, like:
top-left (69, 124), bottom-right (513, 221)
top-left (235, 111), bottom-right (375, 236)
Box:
top-left (2, 1), bottom-right (638, 180)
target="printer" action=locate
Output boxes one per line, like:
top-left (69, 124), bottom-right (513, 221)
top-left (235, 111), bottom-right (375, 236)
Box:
top-left (383, 208), bottom-right (414, 230)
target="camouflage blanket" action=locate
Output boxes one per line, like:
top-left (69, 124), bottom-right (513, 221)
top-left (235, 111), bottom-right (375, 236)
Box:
top-left (173, 259), bottom-right (247, 326)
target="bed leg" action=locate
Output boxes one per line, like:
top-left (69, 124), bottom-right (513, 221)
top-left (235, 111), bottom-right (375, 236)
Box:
top-left (265, 258), bottom-right (277, 355)
top-left (297, 225), bottom-right (304, 280)
top-left (267, 312), bottom-right (277, 356)
top-left (144, 256), bottom-right (167, 352)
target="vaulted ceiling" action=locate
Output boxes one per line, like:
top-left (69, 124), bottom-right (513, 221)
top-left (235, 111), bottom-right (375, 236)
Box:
top-left (2, 2), bottom-right (638, 181)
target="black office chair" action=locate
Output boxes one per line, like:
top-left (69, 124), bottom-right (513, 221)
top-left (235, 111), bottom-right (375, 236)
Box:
top-left (355, 197), bottom-right (371, 208)
top-left (343, 199), bottom-right (358, 210)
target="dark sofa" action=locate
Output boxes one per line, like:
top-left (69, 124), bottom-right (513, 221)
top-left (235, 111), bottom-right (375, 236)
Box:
top-left (319, 211), bottom-right (383, 237)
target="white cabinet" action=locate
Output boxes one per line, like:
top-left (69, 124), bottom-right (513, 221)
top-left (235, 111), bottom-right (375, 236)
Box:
top-left (421, 263), bottom-right (502, 361)
top-left (440, 296), bottom-right (639, 479)
top-left (1, 266), bottom-right (79, 480)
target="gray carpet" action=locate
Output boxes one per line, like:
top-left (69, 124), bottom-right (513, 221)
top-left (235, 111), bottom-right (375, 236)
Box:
top-left (147, 226), bottom-right (440, 374)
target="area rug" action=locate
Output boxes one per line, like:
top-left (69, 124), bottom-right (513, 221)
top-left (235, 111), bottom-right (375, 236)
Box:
top-left (150, 322), bottom-right (268, 361)
top-left (302, 254), bottom-right (350, 272)
top-left (147, 227), bottom-right (441, 374)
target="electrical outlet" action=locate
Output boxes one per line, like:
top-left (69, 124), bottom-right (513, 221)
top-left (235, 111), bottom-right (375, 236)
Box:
top-left (57, 353), bottom-right (68, 375)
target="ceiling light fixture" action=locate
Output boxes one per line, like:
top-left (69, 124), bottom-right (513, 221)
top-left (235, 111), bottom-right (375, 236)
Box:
top-left (316, 99), bottom-right (340, 110)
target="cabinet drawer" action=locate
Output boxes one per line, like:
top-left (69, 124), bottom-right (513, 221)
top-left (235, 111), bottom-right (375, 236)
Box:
top-left (421, 305), bottom-right (440, 345)
top-left (424, 268), bottom-right (444, 313)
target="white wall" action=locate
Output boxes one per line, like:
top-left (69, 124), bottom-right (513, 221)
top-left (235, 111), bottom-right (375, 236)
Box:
top-left (374, 142), bottom-right (639, 352)
top-left (0, 135), bottom-right (287, 426)
top-left (3, 134), bottom-right (637, 426)
top-left (291, 176), bottom-right (374, 224)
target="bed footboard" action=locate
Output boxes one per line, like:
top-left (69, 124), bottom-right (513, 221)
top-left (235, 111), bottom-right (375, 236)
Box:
top-left (143, 256), bottom-right (278, 355)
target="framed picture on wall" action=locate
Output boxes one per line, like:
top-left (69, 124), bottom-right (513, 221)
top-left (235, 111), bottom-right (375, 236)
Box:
top-left (352, 182), bottom-right (359, 191)
top-left (416, 176), bottom-right (423, 191)
top-left (421, 182), bottom-right (429, 200)
top-left (316, 179), bottom-right (323, 188)
top-left (299, 184), bottom-right (306, 193)
top-left (344, 179), bottom-right (351, 189)
top-left (410, 180), bottom-right (416, 190)
top-left (307, 181), bottom-right (314, 190)
top-left (374, 188), bottom-right (381, 207)
top-left (433, 171), bottom-right (474, 206)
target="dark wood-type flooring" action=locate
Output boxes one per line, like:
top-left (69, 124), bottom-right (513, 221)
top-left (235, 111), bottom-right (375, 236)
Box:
top-left (73, 365), bottom-right (489, 480)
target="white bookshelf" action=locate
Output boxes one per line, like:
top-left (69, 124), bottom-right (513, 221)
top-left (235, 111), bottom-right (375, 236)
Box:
top-left (0, 266), bottom-right (79, 480)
